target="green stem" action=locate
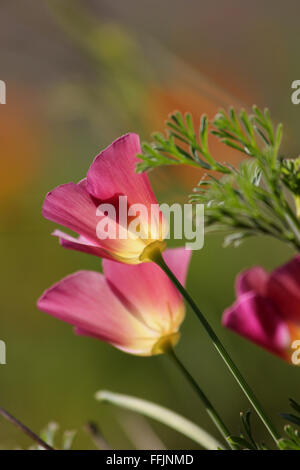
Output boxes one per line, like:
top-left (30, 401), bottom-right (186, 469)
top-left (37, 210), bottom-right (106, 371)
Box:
top-left (168, 348), bottom-right (234, 449)
top-left (152, 250), bottom-right (280, 445)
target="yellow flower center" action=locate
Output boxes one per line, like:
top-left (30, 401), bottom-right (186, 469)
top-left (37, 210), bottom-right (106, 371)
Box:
top-left (151, 332), bottom-right (180, 355)
top-left (139, 240), bottom-right (166, 262)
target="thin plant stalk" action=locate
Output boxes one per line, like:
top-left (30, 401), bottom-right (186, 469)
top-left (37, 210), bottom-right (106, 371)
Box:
top-left (168, 348), bottom-right (234, 449)
top-left (151, 249), bottom-right (280, 444)
top-left (0, 406), bottom-right (54, 450)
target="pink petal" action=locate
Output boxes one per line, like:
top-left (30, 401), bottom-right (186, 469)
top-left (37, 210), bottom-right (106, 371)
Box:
top-left (235, 267), bottom-right (269, 296)
top-left (267, 256), bottom-right (300, 324)
top-left (54, 227), bottom-right (155, 264)
top-left (51, 218), bottom-right (151, 265)
top-left (223, 292), bottom-right (290, 357)
top-left (74, 327), bottom-right (162, 356)
top-left (163, 247), bottom-right (192, 285)
top-left (43, 137), bottom-right (168, 262)
top-left (102, 248), bottom-right (191, 334)
top-left (37, 271), bottom-right (156, 349)
top-left (52, 230), bottom-right (118, 260)
top-left (86, 133), bottom-right (157, 207)
top-left (42, 182), bottom-right (99, 243)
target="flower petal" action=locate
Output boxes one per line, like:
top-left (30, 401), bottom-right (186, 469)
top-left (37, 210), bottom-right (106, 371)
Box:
top-left (43, 137), bottom-right (168, 262)
top-left (52, 230), bottom-right (115, 259)
top-left (42, 182), bottom-right (99, 243)
top-left (52, 229), bottom-right (148, 264)
top-left (267, 256), bottom-right (300, 324)
top-left (86, 133), bottom-right (157, 207)
top-left (223, 292), bottom-right (290, 357)
top-left (163, 247), bottom-right (192, 286)
top-left (37, 271), bottom-right (157, 352)
top-left (102, 248), bottom-right (190, 335)
top-left (74, 327), bottom-right (164, 356)
top-left (235, 267), bottom-right (269, 296)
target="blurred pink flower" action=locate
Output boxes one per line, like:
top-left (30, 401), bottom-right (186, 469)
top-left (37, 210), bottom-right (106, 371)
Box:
top-left (37, 248), bottom-right (191, 356)
top-left (223, 257), bottom-right (300, 363)
top-left (42, 133), bottom-right (168, 264)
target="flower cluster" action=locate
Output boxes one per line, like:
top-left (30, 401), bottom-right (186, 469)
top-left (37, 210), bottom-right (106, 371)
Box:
top-left (35, 107), bottom-right (300, 451)
top-left (38, 133), bottom-right (190, 355)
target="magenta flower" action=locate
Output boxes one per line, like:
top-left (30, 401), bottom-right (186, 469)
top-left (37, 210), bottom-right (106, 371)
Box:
top-left (37, 248), bottom-right (191, 356)
top-left (42, 133), bottom-right (168, 264)
top-left (223, 256), bottom-right (300, 362)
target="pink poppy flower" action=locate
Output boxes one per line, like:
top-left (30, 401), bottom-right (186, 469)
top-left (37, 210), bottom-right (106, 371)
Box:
top-left (42, 133), bottom-right (168, 264)
top-left (222, 257), bottom-right (300, 363)
top-left (37, 248), bottom-right (191, 356)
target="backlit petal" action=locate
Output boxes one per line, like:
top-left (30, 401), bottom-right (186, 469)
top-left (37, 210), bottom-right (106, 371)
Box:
top-left (102, 248), bottom-right (191, 334)
top-left (235, 267), bottom-right (268, 296)
top-left (267, 256), bottom-right (300, 324)
top-left (87, 133), bottom-right (157, 207)
top-left (37, 271), bottom-right (158, 353)
top-left (42, 182), bottom-right (99, 243)
top-left (223, 292), bottom-right (290, 357)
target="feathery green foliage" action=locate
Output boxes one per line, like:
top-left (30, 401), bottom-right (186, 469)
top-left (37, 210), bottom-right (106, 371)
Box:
top-left (138, 106), bottom-right (300, 250)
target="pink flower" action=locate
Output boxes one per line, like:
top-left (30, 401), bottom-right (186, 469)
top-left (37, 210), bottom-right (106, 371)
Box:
top-left (42, 133), bottom-right (168, 264)
top-left (223, 256), bottom-right (300, 362)
top-left (37, 248), bottom-right (191, 356)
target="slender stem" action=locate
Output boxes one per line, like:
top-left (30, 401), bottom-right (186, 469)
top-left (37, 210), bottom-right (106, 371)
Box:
top-left (0, 406), bottom-right (54, 450)
top-left (168, 348), bottom-right (234, 449)
top-left (153, 250), bottom-right (280, 444)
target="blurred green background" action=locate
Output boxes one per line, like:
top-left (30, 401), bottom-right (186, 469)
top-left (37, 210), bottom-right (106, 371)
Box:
top-left (0, 0), bottom-right (299, 449)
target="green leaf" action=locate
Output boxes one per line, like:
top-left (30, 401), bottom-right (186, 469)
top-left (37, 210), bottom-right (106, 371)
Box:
top-left (219, 139), bottom-right (245, 153)
top-left (290, 398), bottom-right (300, 415)
top-left (200, 115), bottom-right (208, 152)
top-left (40, 421), bottom-right (59, 447)
top-left (137, 105), bottom-right (300, 252)
top-left (62, 430), bottom-right (77, 450)
top-left (95, 390), bottom-right (222, 450)
top-left (223, 232), bottom-right (253, 247)
top-left (277, 438), bottom-right (300, 450)
top-left (281, 414), bottom-right (300, 427)
top-left (227, 435), bottom-right (256, 450)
